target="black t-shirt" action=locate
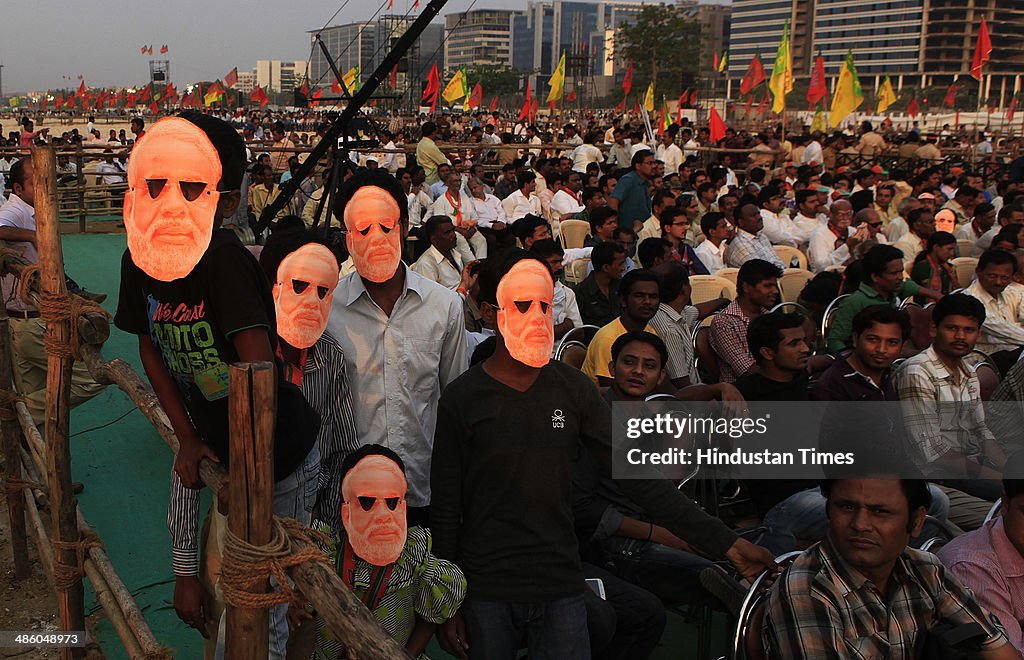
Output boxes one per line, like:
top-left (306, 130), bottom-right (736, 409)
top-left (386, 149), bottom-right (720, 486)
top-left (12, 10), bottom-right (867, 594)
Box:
top-left (114, 229), bottom-right (317, 480)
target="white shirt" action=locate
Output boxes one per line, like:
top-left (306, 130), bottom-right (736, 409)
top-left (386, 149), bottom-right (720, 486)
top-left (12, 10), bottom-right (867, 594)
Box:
top-left (694, 239), bottom-right (728, 274)
top-left (682, 139), bottom-right (700, 158)
top-left (411, 245), bottom-right (464, 290)
top-left (885, 215), bottom-right (909, 244)
top-left (955, 223), bottom-right (987, 257)
top-left (380, 140), bottom-right (399, 173)
top-left (553, 281), bottom-right (583, 329)
top-left (963, 280), bottom-right (1024, 354)
top-left (550, 189), bottom-right (584, 220)
top-left (801, 140), bottom-right (823, 166)
top-left (656, 143), bottom-right (683, 175)
top-left (481, 132), bottom-right (501, 145)
top-left (0, 195), bottom-right (38, 312)
top-left (793, 212), bottom-right (827, 241)
top-left (630, 142), bottom-right (651, 157)
top-left (760, 208), bottom-right (808, 248)
top-left (807, 224), bottom-right (854, 273)
top-left (431, 190), bottom-right (475, 226)
top-left (328, 266), bottom-right (467, 507)
top-left (571, 144), bottom-right (604, 173)
top-left (95, 161), bottom-right (125, 186)
top-left (894, 232), bottom-right (924, 267)
top-left (468, 194), bottom-right (507, 229)
top-left (501, 189), bottom-right (543, 223)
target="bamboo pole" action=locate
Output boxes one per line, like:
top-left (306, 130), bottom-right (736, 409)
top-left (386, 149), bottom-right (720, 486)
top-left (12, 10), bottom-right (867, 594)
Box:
top-left (225, 362), bottom-right (274, 660)
top-left (0, 313), bottom-right (30, 580)
top-left (33, 145), bottom-right (86, 660)
top-left (18, 445), bottom-right (48, 509)
top-left (23, 477), bottom-right (56, 593)
top-left (82, 558), bottom-right (145, 659)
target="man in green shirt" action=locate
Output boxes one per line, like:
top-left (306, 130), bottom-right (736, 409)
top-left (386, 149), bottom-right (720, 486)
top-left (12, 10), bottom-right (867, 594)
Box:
top-left (826, 244), bottom-right (942, 353)
top-left (415, 121), bottom-right (450, 185)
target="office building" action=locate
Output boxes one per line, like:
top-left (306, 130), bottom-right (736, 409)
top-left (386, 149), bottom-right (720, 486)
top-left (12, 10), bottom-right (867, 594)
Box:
top-left (255, 60), bottom-right (309, 93)
top-left (445, 9), bottom-right (521, 70)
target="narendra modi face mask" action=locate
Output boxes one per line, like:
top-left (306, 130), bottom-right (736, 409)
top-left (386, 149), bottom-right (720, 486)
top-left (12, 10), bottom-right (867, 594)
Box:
top-left (341, 454), bottom-right (407, 566)
top-left (123, 117), bottom-right (221, 281)
top-left (496, 260), bottom-right (555, 368)
top-left (273, 244), bottom-right (339, 349)
top-left (343, 186), bottom-right (402, 283)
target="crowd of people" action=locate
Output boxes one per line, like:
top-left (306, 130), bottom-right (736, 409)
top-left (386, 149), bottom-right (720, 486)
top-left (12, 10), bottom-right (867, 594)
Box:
top-left (1, 104), bottom-right (1024, 659)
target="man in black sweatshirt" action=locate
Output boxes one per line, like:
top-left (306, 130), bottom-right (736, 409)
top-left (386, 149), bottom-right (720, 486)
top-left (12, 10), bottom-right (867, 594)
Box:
top-left (430, 250), bottom-right (777, 659)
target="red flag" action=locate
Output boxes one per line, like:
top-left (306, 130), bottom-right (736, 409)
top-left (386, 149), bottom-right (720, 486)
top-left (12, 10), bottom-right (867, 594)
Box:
top-left (160, 44), bottom-right (168, 54)
top-left (488, 96), bottom-right (498, 112)
top-left (298, 81), bottom-right (309, 98)
top-left (807, 55), bottom-right (827, 106)
top-left (250, 86), bottom-right (269, 107)
top-left (148, 46), bottom-right (153, 55)
top-left (77, 80), bottom-right (86, 96)
top-left (615, 98), bottom-right (625, 113)
top-left (40, 96), bottom-right (49, 111)
top-left (756, 93), bottom-right (769, 116)
top-left (678, 89), bottom-right (689, 110)
top-left (311, 88), bottom-right (322, 107)
top-left (148, 101), bottom-right (159, 114)
top-left (126, 91), bottom-right (136, 106)
top-left (566, 89), bottom-right (576, 102)
top-left (740, 55), bottom-right (766, 96)
top-left (709, 107), bottom-right (727, 144)
top-left (633, 101), bottom-right (640, 115)
top-left (518, 79), bottom-right (531, 121)
top-left (622, 60), bottom-right (633, 96)
top-left (971, 16), bottom-right (992, 81)
top-left (332, 77), bottom-right (342, 94)
top-left (907, 98), bottom-right (920, 118)
top-left (468, 82), bottom-right (483, 109)
top-left (532, 97), bottom-right (539, 119)
top-left (743, 96), bottom-right (754, 116)
top-left (413, 0), bottom-right (419, 7)
top-left (140, 46), bottom-right (147, 54)
top-left (955, 111), bottom-right (961, 126)
top-left (713, 52), bottom-right (720, 73)
top-left (1009, 97), bottom-right (1018, 124)
top-left (54, 94), bottom-right (64, 107)
top-left (165, 84), bottom-right (178, 101)
top-left (689, 90), bottom-right (698, 106)
top-left (944, 83), bottom-right (957, 107)
top-left (421, 63), bottom-right (440, 104)
top-left (658, 103), bottom-right (666, 135)
top-left (224, 68), bottom-right (238, 88)
top-left (389, 64), bottom-right (398, 88)
top-left (549, 99), bottom-right (556, 111)
top-left (676, 91), bottom-right (686, 123)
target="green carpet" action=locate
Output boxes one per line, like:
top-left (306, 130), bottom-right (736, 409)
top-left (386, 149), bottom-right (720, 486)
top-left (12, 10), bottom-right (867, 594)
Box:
top-left (61, 233), bottom-right (729, 660)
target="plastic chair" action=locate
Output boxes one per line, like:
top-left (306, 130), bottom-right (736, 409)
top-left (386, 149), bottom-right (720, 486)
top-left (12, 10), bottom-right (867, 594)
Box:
top-left (955, 239), bottom-right (974, 258)
top-left (769, 301), bottom-right (811, 317)
top-left (778, 269), bottom-right (814, 303)
top-left (564, 258), bottom-right (590, 285)
top-left (951, 257), bottom-right (978, 289)
top-left (820, 293), bottom-right (852, 342)
top-left (919, 537), bottom-right (948, 554)
top-left (553, 324), bottom-right (600, 359)
top-left (556, 341), bottom-right (587, 370)
top-left (984, 498), bottom-right (1002, 523)
top-left (716, 267), bottom-right (740, 286)
top-left (773, 245), bottom-right (808, 270)
top-left (558, 218), bottom-right (591, 250)
top-left (689, 275), bottom-right (737, 305)
top-left (731, 551), bottom-right (803, 660)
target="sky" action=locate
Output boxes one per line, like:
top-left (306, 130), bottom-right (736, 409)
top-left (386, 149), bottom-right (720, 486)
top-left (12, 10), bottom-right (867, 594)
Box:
top-left (0, 0), bottom-right (523, 94)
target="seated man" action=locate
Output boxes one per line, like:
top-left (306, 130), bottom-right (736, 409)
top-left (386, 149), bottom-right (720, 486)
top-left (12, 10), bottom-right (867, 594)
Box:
top-left (897, 293), bottom-right (1006, 504)
top-left (312, 445), bottom-right (466, 658)
top-left (582, 269), bottom-right (660, 386)
top-left (574, 241), bottom-right (627, 327)
top-left (963, 249), bottom-right (1024, 371)
top-left (709, 259), bottom-right (782, 383)
top-left (939, 452), bottom-right (1024, 652)
top-left (410, 215), bottom-right (471, 292)
top-left (764, 476), bottom-right (1017, 659)
top-left (574, 331), bottom-right (748, 615)
top-left (530, 239), bottom-right (582, 341)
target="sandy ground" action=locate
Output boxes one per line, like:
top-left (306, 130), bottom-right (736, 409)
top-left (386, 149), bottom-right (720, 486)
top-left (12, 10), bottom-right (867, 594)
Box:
top-left (0, 456), bottom-right (105, 659)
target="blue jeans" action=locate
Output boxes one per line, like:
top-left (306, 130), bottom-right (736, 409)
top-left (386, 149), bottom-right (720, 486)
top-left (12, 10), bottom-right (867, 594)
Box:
top-left (759, 483), bottom-right (951, 554)
top-left (461, 595), bottom-right (590, 660)
top-left (215, 445), bottom-right (320, 660)
top-left (596, 536), bottom-right (715, 608)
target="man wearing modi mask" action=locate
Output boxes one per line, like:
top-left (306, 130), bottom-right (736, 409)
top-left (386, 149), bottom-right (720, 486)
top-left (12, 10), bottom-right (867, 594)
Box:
top-left (115, 113), bottom-right (320, 659)
top-left (431, 250), bottom-right (779, 660)
top-left (327, 170), bottom-right (466, 529)
top-left (309, 444), bottom-right (466, 658)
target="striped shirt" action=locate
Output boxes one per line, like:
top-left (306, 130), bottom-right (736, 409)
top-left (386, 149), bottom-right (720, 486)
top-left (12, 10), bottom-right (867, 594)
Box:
top-left (896, 346), bottom-right (996, 468)
top-left (169, 332), bottom-right (357, 576)
top-left (764, 537), bottom-right (1009, 659)
top-left (709, 301), bottom-right (766, 384)
top-left (647, 303), bottom-right (699, 382)
top-left (725, 228), bottom-right (785, 269)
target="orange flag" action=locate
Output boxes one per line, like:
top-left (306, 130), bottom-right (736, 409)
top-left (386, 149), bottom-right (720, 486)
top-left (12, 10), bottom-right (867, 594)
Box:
top-left (709, 107), bottom-right (727, 143)
top-left (970, 16), bottom-right (992, 81)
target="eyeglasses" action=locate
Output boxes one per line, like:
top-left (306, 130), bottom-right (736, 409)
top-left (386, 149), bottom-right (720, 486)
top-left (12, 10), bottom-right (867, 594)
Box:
top-left (350, 496), bottom-right (403, 512)
top-left (867, 222), bottom-right (883, 229)
top-left (671, 222), bottom-right (690, 227)
top-left (145, 179), bottom-right (210, 201)
top-left (502, 300), bottom-right (551, 315)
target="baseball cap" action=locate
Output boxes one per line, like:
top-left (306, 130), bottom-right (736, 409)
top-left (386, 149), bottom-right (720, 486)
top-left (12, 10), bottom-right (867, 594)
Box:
top-left (918, 192), bottom-right (936, 200)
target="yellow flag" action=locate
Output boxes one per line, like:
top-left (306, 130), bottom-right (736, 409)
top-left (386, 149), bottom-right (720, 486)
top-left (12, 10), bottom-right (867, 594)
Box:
top-left (643, 82), bottom-right (655, 112)
top-left (717, 51), bottom-right (728, 74)
top-left (877, 75), bottom-right (896, 114)
top-left (830, 51), bottom-right (864, 126)
top-left (810, 107), bottom-right (826, 133)
top-left (769, 21), bottom-right (792, 113)
top-left (442, 67), bottom-right (466, 104)
top-left (341, 66), bottom-right (360, 94)
top-left (546, 52), bottom-right (566, 103)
